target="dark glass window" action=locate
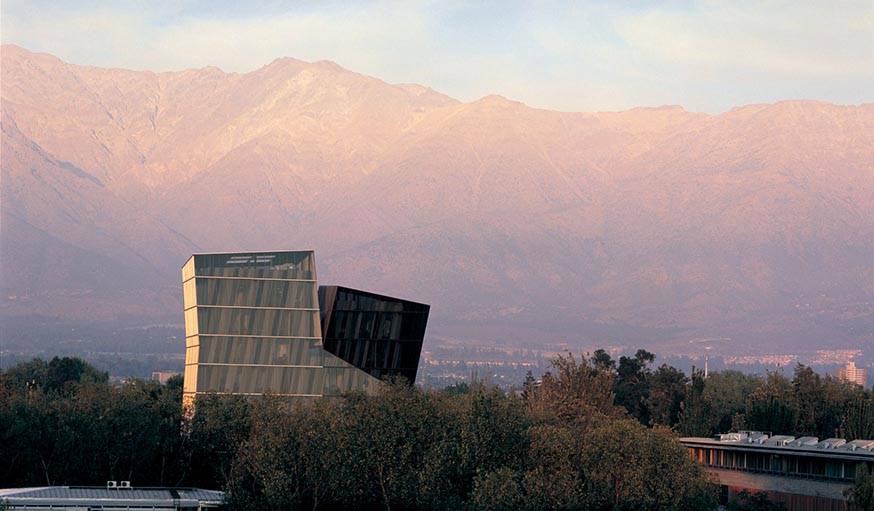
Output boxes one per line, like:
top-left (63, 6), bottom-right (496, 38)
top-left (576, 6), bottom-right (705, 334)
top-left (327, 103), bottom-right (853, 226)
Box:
top-left (194, 252), bottom-right (315, 280)
top-left (319, 286), bottom-right (429, 383)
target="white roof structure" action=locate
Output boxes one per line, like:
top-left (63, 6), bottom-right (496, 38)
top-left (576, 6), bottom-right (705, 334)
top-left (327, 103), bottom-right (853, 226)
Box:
top-left (0, 486), bottom-right (224, 509)
top-left (681, 431), bottom-right (874, 462)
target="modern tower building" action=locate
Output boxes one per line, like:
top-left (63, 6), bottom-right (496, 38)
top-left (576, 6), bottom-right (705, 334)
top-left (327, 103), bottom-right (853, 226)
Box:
top-left (181, 251), bottom-right (429, 406)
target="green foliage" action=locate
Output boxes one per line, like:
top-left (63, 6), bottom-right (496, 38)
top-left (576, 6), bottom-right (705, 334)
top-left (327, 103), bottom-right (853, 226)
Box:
top-left (678, 369), bottom-right (713, 436)
top-left (727, 490), bottom-right (786, 511)
top-left (614, 349), bottom-right (655, 424)
top-left (703, 370), bottom-right (760, 433)
top-left (679, 364), bottom-right (871, 440)
top-left (840, 389), bottom-right (874, 441)
top-left (526, 353), bottom-right (620, 426)
top-left (0, 367), bottom-right (181, 486)
top-left (183, 394), bottom-right (252, 487)
top-left (647, 364), bottom-right (688, 427)
top-left (8, 353), bottom-right (871, 510)
top-left (3, 356), bottom-right (108, 394)
top-left (845, 464), bottom-right (874, 511)
top-left (443, 381), bottom-right (471, 396)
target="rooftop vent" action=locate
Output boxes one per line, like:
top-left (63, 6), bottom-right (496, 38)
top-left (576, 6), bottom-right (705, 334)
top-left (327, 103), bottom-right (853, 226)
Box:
top-left (745, 431), bottom-right (769, 444)
top-left (765, 435), bottom-right (795, 446)
top-left (842, 440), bottom-right (874, 452)
top-left (790, 436), bottom-right (819, 447)
top-left (719, 432), bottom-right (747, 442)
top-left (816, 438), bottom-right (847, 449)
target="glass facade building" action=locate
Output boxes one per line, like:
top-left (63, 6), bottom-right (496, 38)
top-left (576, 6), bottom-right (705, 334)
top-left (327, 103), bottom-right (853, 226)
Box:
top-left (319, 286), bottom-right (429, 384)
top-left (182, 251), bottom-right (429, 405)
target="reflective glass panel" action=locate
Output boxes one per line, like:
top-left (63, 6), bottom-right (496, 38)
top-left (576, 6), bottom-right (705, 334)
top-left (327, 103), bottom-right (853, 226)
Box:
top-left (198, 336), bottom-right (323, 366)
top-left (195, 278), bottom-right (316, 308)
top-left (196, 307), bottom-right (318, 337)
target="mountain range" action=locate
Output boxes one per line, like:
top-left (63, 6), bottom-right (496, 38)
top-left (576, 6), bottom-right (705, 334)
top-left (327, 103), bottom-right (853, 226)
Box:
top-left (2, 44), bottom-right (873, 353)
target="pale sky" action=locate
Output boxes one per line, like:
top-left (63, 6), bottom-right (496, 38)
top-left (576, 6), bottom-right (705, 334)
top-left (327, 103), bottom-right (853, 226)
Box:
top-left (2, 0), bottom-right (873, 113)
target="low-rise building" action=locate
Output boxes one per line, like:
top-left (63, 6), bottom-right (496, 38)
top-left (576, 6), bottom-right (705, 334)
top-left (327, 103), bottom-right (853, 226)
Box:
top-left (0, 484), bottom-right (224, 510)
top-left (681, 432), bottom-right (874, 511)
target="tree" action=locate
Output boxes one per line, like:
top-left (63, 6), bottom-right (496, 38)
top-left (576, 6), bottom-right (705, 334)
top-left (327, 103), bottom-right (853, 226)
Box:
top-left (845, 464), bottom-right (874, 511)
top-left (840, 388), bottom-right (874, 441)
top-left (226, 397), bottom-right (343, 510)
top-left (469, 467), bottom-right (524, 511)
top-left (791, 364), bottom-right (822, 435)
top-left (648, 364), bottom-right (688, 427)
top-left (526, 353), bottom-right (620, 426)
top-left (614, 349), bottom-right (655, 424)
top-left (580, 419), bottom-right (717, 510)
top-left (590, 349), bottom-right (616, 372)
top-left (678, 369), bottom-right (713, 436)
top-left (443, 381), bottom-right (471, 396)
top-left (728, 490), bottom-right (786, 511)
top-left (703, 370), bottom-right (762, 434)
top-left (183, 394), bottom-right (252, 488)
top-left (45, 357), bottom-right (108, 393)
top-left (2, 357), bottom-right (107, 394)
top-left (745, 372), bottom-right (796, 435)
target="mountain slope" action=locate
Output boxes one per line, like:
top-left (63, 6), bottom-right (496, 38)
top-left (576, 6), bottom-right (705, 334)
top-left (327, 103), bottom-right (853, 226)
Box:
top-left (2, 45), bottom-right (872, 350)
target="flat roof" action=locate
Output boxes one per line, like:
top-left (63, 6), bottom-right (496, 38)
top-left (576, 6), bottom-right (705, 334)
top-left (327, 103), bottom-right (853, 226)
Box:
top-left (182, 249), bottom-right (316, 267)
top-left (321, 284), bottom-right (431, 308)
top-left (680, 434), bottom-right (874, 463)
top-left (0, 486), bottom-right (224, 508)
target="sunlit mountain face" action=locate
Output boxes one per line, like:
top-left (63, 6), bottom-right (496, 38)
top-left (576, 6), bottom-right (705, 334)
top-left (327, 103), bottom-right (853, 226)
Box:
top-left (2, 44), bottom-right (873, 351)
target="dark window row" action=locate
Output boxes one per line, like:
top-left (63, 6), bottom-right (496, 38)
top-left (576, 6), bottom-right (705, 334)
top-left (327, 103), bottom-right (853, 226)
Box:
top-left (688, 447), bottom-right (873, 482)
top-left (333, 289), bottom-right (429, 313)
top-left (194, 252), bottom-right (315, 280)
top-left (323, 338), bottom-right (421, 373)
top-left (326, 311), bottom-right (428, 341)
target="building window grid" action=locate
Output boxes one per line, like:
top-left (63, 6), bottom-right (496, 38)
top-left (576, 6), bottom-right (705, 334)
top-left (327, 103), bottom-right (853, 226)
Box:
top-left (687, 447), bottom-right (868, 483)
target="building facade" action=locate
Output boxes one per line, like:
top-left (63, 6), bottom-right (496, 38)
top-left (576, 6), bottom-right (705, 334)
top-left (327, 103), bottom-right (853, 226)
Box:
top-left (681, 432), bottom-right (874, 511)
top-left (319, 286), bottom-right (429, 390)
top-left (837, 361), bottom-right (868, 387)
top-left (182, 251), bottom-right (429, 406)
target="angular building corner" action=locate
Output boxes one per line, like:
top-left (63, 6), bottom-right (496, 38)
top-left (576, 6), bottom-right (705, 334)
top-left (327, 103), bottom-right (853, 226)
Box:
top-left (181, 251), bottom-right (429, 407)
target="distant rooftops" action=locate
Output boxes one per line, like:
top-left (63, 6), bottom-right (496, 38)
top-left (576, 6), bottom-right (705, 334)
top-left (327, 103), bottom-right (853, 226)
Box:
top-left (680, 431), bottom-right (874, 459)
top-left (0, 485), bottom-right (224, 509)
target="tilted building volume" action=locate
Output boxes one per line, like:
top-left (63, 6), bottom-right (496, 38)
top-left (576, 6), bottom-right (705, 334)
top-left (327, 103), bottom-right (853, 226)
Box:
top-left (181, 251), bottom-right (429, 406)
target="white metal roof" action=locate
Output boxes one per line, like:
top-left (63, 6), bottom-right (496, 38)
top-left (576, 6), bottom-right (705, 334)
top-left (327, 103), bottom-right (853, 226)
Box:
top-left (0, 486), bottom-right (224, 508)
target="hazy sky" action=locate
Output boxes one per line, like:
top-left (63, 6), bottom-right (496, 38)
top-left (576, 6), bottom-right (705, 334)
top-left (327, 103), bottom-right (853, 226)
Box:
top-left (3, 0), bottom-right (872, 113)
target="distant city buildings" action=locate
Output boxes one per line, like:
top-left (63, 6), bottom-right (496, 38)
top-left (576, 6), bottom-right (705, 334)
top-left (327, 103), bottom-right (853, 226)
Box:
top-left (811, 349), bottom-right (862, 365)
top-left (151, 371), bottom-right (180, 384)
top-left (723, 354), bottom-right (798, 367)
top-left (836, 361), bottom-right (867, 387)
top-left (681, 432), bottom-right (874, 510)
top-left (181, 251), bottom-right (429, 407)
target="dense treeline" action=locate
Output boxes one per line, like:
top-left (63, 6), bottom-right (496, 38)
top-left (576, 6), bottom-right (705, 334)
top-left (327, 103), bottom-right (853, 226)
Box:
top-left (586, 349), bottom-right (874, 440)
top-left (2, 353), bottom-right (873, 510)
